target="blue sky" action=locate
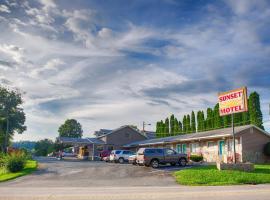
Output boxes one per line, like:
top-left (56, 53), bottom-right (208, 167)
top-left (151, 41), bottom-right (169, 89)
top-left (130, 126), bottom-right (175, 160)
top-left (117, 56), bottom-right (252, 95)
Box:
top-left (0, 0), bottom-right (269, 141)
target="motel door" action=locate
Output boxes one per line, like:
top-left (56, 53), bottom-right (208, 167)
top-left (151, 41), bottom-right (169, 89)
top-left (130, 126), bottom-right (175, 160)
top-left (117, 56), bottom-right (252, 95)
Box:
top-left (219, 141), bottom-right (225, 155)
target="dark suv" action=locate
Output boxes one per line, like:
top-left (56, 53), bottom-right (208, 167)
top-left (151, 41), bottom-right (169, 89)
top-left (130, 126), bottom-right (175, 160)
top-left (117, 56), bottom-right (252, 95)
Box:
top-left (136, 148), bottom-right (187, 168)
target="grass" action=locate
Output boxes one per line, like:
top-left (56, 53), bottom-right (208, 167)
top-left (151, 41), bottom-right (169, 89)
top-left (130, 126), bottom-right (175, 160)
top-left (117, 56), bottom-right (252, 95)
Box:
top-left (0, 160), bottom-right (38, 182)
top-left (174, 164), bottom-right (270, 186)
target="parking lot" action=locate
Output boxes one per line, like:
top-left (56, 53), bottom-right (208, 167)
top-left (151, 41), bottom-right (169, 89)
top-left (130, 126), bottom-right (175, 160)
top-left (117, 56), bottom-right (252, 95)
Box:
top-left (0, 157), bottom-right (191, 187)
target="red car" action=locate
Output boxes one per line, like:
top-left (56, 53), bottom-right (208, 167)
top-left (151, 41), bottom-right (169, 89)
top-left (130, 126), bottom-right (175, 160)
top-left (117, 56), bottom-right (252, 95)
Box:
top-left (100, 150), bottom-right (111, 161)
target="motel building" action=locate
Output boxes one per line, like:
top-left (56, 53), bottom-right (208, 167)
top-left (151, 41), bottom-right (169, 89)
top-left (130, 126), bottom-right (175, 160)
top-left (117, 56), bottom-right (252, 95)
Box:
top-left (124, 125), bottom-right (270, 163)
top-left (58, 124), bottom-right (270, 163)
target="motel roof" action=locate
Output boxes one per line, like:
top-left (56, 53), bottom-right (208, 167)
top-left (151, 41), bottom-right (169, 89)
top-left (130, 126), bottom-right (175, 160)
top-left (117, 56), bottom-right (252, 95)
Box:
top-left (58, 137), bottom-right (105, 145)
top-left (123, 125), bottom-right (270, 147)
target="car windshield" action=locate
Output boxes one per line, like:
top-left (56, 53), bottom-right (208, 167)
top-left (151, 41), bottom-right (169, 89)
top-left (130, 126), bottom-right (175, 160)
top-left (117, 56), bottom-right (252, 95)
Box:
top-left (115, 150), bottom-right (121, 154)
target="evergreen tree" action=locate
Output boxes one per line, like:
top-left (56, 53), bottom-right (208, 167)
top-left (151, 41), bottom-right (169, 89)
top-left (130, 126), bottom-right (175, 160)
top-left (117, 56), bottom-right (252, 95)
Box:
top-left (160, 120), bottom-right (165, 137)
top-left (206, 108), bottom-right (214, 130)
top-left (186, 114), bottom-right (191, 133)
top-left (178, 121), bottom-right (183, 134)
top-left (191, 111), bottom-right (196, 133)
top-left (223, 115), bottom-right (231, 128)
top-left (165, 118), bottom-right (170, 136)
top-left (197, 111), bottom-right (201, 132)
top-left (234, 112), bottom-right (242, 126)
top-left (155, 121), bottom-right (160, 137)
top-left (170, 114), bottom-right (175, 136)
top-left (174, 118), bottom-right (179, 135)
top-left (201, 111), bottom-right (205, 131)
top-left (213, 103), bottom-right (223, 129)
top-left (242, 99), bottom-right (250, 125)
top-left (248, 92), bottom-right (264, 129)
top-left (182, 115), bottom-right (187, 133)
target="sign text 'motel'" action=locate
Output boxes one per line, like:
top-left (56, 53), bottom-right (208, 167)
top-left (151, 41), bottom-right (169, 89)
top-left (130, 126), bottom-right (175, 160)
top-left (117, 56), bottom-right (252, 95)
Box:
top-left (218, 87), bottom-right (248, 116)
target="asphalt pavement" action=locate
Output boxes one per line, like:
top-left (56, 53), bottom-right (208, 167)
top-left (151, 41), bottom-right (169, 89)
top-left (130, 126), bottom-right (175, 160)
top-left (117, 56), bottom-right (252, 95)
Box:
top-left (0, 157), bottom-right (269, 200)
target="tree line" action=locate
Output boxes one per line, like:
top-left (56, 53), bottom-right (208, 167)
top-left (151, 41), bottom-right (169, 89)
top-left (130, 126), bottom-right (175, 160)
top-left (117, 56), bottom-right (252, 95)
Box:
top-left (156, 91), bottom-right (264, 138)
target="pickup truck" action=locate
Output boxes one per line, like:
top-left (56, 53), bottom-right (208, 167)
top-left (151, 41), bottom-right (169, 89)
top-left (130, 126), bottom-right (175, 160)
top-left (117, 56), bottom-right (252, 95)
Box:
top-left (136, 148), bottom-right (187, 168)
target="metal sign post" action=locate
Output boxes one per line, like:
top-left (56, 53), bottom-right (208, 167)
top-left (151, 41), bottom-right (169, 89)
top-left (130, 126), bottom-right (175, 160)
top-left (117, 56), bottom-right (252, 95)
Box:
top-left (232, 113), bottom-right (236, 164)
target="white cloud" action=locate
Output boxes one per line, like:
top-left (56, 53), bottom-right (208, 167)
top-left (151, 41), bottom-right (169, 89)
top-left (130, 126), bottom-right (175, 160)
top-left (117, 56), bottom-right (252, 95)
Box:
top-left (0, 0), bottom-right (269, 141)
top-left (0, 44), bottom-right (25, 63)
top-left (0, 4), bottom-right (10, 13)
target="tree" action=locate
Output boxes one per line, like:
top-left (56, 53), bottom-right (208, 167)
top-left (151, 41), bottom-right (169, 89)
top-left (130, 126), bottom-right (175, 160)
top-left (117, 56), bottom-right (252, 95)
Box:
top-left (197, 110), bottom-right (205, 132)
top-left (182, 115), bottom-right (187, 133)
top-left (206, 108), bottom-right (214, 130)
top-left (186, 114), bottom-right (191, 133)
top-left (170, 114), bottom-right (175, 136)
top-left (174, 118), bottom-right (179, 135)
top-left (34, 139), bottom-right (55, 156)
top-left (248, 92), bottom-right (264, 129)
top-left (164, 118), bottom-right (170, 136)
top-left (201, 111), bottom-right (205, 131)
top-left (178, 121), bottom-right (183, 134)
top-left (191, 111), bottom-right (196, 133)
top-left (197, 111), bottom-right (201, 132)
top-left (213, 103), bottom-right (222, 129)
top-left (223, 115), bottom-right (231, 128)
top-left (159, 120), bottom-right (164, 137)
top-left (242, 105), bottom-right (250, 125)
top-left (155, 121), bottom-right (160, 138)
top-left (0, 86), bottom-right (26, 152)
top-left (58, 119), bottom-right (83, 138)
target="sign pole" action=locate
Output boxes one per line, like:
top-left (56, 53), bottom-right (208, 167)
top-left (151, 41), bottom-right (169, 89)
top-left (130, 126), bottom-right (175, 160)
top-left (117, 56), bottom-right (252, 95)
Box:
top-left (232, 113), bottom-right (236, 164)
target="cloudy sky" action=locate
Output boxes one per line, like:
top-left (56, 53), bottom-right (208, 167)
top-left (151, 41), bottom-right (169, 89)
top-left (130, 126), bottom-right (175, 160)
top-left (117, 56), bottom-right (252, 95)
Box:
top-left (0, 0), bottom-right (269, 141)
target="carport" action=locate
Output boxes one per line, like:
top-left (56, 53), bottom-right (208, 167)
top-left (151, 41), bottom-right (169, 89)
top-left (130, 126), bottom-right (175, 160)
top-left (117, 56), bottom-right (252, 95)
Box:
top-left (57, 137), bottom-right (105, 160)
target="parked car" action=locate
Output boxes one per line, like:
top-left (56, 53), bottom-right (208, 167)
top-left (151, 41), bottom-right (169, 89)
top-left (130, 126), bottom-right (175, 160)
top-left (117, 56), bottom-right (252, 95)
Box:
top-left (128, 154), bottom-right (137, 165)
top-left (109, 150), bottom-right (135, 163)
top-left (136, 148), bottom-right (187, 168)
top-left (100, 150), bottom-right (111, 161)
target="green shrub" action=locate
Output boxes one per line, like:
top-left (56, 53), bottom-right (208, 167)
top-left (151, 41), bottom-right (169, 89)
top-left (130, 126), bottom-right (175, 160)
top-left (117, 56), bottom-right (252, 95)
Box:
top-left (0, 153), bottom-right (5, 168)
top-left (264, 142), bottom-right (270, 156)
top-left (3, 153), bottom-right (27, 173)
top-left (190, 155), bottom-right (203, 162)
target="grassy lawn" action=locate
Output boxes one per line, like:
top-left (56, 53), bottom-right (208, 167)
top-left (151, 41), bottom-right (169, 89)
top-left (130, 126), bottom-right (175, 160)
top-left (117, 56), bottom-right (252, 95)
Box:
top-left (174, 164), bottom-right (270, 186)
top-left (0, 160), bottom-right (38, 182)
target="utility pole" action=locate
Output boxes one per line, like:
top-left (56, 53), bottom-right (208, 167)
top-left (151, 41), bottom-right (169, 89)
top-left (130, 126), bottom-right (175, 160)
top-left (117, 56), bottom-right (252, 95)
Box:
top-left (142, 121), bottom-right (151, 132)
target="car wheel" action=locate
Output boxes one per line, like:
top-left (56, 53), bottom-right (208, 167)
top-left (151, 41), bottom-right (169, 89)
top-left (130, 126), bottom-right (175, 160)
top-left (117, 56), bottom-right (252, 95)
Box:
top-left (150, 159), bottom-right (159, 168)
top-left (179, 158), bottom-right (187, 167)
top-left (119, 157), bottom-right (124, 164)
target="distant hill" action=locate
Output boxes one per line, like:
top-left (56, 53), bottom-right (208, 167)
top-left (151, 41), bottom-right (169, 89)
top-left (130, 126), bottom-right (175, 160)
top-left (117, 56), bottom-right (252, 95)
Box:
top-left (12, 141), bottom-right (36, 151)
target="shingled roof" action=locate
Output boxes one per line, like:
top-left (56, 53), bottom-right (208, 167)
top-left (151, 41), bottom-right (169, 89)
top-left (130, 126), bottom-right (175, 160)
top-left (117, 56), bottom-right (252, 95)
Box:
top-left (58, 137), bottom-right (105, 145)
top-left (124, 125), bottom-right (269, 147)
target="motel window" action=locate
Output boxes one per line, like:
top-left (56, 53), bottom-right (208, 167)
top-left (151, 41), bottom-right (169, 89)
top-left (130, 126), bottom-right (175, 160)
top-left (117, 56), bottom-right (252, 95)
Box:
top-left (96, 145), bottom-right (103, 151)
top-left (176, 144), bottom-right (186, 154)
top-left (208, 141), bottom-right (216, 148)
top-left (182, 144), bottom-right (187, 154)
top-left (190, 143), bottom-right (199, 153)
top-left (107, 146), bottom-right (113, 151)
top-left (176, 144), bottom-right (182, 153)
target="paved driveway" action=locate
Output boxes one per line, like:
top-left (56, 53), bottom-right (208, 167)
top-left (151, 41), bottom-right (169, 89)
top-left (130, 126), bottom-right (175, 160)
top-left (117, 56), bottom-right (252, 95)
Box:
top-left (0, 157), bottom-right (187, 187)
top-left (1, 158), bottom-right (270, 200)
